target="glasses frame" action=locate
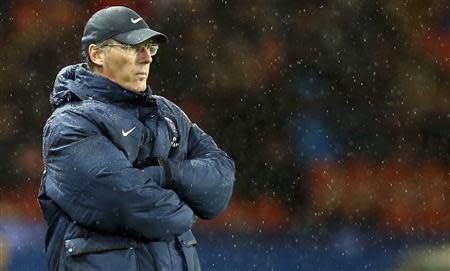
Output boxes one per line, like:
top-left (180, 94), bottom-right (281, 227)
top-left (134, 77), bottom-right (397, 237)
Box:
top-left (100, 41), bottom-right (159, 56)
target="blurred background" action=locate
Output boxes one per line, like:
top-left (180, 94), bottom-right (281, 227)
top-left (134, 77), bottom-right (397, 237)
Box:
top-left (1, 0), bottom-right (450, 270)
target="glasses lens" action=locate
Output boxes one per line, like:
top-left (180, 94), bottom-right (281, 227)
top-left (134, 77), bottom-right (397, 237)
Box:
top-left (125, 45), bottom-right (137, 55)
top-left (106, 44), bottom-right (135, 54)
top-left (104, 43), bottom-right (158, 56)
top-left (146, 44), bottom-right (158, 56)
top-left (128, 44), bottom-right (158, 56)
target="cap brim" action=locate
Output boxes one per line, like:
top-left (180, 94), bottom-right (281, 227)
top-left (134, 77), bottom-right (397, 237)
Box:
top-left (113, 28), bottom-right (168, 45)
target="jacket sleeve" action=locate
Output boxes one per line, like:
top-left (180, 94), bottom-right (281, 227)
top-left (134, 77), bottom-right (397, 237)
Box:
top-left (42, 109), bottom-right (195, 240)
top-left (168, 123), bottom-right (235, 219)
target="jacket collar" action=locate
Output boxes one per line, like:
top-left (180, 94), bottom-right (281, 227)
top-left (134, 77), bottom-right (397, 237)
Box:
top-left (51, 63), bottom-right (154, 108)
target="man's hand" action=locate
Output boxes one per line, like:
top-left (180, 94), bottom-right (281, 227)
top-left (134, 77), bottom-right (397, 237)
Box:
top-left (140, 157), bottom-right (172, 188)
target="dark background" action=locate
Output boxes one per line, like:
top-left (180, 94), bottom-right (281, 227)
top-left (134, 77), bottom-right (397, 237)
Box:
top-left (1, 0), bottom-right (450, 270)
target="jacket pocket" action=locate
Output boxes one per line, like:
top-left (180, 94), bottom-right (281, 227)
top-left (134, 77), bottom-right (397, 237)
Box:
top-left (63, 236), bottom-right (141, 271)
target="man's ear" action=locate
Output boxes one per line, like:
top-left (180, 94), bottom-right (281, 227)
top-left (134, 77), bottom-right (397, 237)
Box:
top-left (88, 44), bottom-right (105, 67)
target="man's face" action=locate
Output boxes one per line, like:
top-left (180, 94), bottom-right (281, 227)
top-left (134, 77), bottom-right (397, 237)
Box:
top-left (93, 40), bottom-right (157, 92)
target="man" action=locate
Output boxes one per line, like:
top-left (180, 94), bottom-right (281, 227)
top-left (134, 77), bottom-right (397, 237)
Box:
top-left (38, 6), bottom-right (235, 271)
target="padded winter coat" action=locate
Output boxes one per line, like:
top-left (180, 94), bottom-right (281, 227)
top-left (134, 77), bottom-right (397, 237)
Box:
top-left (38, 64), bottom-right (235, 271)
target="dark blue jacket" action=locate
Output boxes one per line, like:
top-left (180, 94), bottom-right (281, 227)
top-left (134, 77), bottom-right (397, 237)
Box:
top-left (38, 64), bottom-right (235, 271)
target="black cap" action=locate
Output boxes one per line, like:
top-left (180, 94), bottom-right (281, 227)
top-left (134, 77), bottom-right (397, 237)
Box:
top-left (81, 6), bottom-right (167, 50)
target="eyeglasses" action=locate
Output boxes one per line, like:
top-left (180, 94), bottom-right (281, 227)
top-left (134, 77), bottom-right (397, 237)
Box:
top-left (102, 42), bottom-right (159, 56)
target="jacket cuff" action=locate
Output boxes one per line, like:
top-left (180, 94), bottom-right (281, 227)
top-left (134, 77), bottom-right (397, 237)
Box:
top-left (143, 166), bottom-right (165, 187)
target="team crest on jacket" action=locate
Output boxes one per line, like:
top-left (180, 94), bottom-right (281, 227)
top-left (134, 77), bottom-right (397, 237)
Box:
top-left (164, 116), bottom-right (180, 147)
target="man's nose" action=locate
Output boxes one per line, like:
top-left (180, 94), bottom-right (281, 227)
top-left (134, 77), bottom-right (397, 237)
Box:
top-left (137, 47), bottom-right (152, 64)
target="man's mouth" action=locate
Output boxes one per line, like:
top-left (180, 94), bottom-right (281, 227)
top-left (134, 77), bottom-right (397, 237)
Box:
top-left (136, 72), bottom-right (148, 78)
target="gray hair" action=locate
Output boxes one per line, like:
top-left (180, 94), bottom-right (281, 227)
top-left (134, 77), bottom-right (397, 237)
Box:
top-left (82, 40), bottom-right (112, 71)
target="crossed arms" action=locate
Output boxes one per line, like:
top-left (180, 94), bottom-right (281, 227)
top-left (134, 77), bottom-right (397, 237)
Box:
top-left (42, 109), bottom-right (234, 240)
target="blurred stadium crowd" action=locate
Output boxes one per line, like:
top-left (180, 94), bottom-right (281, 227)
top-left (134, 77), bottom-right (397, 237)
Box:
top-left (1, 0), bottom-right (450, 270)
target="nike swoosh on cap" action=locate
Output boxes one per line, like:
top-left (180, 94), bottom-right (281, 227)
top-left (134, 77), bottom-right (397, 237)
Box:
top-left (122, 127), bottom-right (136, 136)
top-left (131, 17), bottom-right (143, 24)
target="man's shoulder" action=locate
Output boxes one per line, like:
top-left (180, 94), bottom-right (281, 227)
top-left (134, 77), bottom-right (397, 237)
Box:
top-left (152, 95), bottom-right (177, 109)
top-left (52, 99), bottom-right (120, 119)
top-left (152, 95), bottom-right (188, 120)
top-left (46, 100), bottom-right (112, 130)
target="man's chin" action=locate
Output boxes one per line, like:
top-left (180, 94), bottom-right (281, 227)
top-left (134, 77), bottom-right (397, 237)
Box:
top-left (127, 83), bottom-right (147, 93)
